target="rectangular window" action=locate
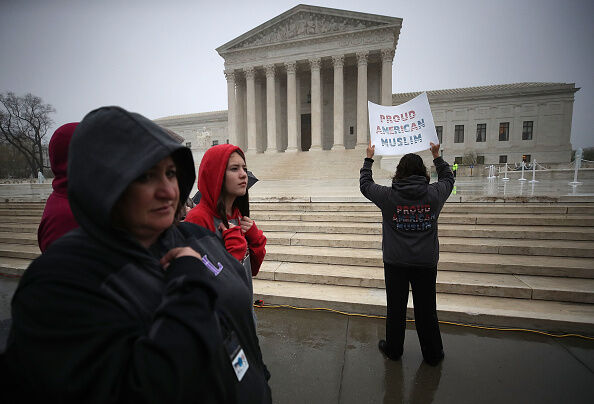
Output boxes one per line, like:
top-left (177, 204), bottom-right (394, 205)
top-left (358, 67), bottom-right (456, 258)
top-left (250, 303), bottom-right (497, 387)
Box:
top-left (454, 156), bottom-right (463, 164)
top-left (476, 155), bottom-right (485, 164)
top-left (522, 121), bottom-right (533, 140)
top-left (476, 124), bottom-right (486, 142)
top-left (435, 126), bottom-right (443, 144)
top-left (454, 125), bottom-right (464, 143)
top-left (499, 155), bottom-right (507, 163)
top-left (212, 140), bottom-right (219, 146)
top-left (350, 126), bottom-right (354, 135)
top-left (522, 154), bottom-right (531, 163)
top-left (499, 122), bottom-right (509, 141)
top-left (226, 139), bottom-right (229, 144)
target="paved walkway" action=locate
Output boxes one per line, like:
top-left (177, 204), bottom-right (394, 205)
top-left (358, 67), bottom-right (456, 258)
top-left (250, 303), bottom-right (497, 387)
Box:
top-left (257, 306), bottom-right (594, 404)
top-left (1, 277), bottom-right (593, 404)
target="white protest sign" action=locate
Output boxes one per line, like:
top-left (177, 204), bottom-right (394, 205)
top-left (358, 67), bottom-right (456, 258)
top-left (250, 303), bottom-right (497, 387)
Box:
top-left (368, 92), bottom-right (439, 155)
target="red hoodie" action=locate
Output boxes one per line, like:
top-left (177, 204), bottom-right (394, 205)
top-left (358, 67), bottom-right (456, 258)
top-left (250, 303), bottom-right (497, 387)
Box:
top-left (37, 123), bottom-right (79, 252)
top-left (185, 144), bottom-right (266, 275)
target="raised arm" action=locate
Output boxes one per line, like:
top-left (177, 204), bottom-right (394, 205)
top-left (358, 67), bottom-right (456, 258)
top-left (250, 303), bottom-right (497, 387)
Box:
top-left (429, 142), bottom-right (455, 202)
top-left (359, 140), bottom-right (390, 209)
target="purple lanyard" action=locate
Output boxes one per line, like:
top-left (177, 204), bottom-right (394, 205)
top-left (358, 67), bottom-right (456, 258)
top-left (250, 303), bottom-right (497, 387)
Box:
top-left (202, 255), bottom-right (223, 276)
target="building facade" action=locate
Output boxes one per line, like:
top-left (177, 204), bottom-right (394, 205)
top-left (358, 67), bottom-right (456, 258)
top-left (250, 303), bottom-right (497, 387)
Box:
top-left (393, 83), bottom-right (577, 165)
top-left (154, 5), bottom-right (578, 167)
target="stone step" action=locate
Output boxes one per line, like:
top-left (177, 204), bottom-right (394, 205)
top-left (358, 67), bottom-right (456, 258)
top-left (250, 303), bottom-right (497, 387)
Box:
top-left (0, 216), bottom-right (42, 224)
top-left (258, 261), bottom-right (594, 304)
top-left (0, 232), bottom-right (37, 245)
top-left (0, 203), bottom-right (45, 210)
top-left (264, 245), bottom-right (594, 278)
top-left (0, 223), bottom-right (38, 234)
top-left (0, 243), bottom-right (40, 260)
top-left (253, 279), bottom-right (594, 335)
top-left (251, 211), bottom-right (594, 226)
top-left (257, 220), bottom-right (594, 241)
top-left (251, 202), bottom-right (594, 215)
top-left (0, 209), bottom-right (43, 216)
top-left (0, 257), bottom-right (30, 276)
top-left (264, 232), bottom-right (594, 258)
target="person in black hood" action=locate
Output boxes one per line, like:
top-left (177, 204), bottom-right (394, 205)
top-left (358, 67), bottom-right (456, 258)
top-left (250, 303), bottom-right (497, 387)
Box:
top-left (1, 106), bottom-right (271, 403)
top-left (360, 141), bottom-right (454, 366)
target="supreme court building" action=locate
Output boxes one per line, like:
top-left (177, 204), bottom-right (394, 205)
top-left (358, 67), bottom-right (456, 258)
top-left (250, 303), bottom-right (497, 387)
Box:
top-left (155, 4), bottom-right (578, 167)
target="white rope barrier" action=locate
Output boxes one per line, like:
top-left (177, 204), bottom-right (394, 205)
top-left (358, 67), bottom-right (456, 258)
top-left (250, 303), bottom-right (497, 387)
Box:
top-left (502, 163), bottom-right (509, 181)
top-left (518, 161), bottom-right (527, 181)
top-left (570, 148), bottom-right (583, 186)
top-left (529, 159), bottom-right (539, 183)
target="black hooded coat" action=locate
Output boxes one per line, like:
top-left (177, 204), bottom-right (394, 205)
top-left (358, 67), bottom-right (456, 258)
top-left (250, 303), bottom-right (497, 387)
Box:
top-left (2, 106), bottom-right (271, 403)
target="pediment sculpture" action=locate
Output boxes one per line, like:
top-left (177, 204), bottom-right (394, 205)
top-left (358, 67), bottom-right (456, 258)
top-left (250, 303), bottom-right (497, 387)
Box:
top-left (231, 12), bottom-right (386, 49)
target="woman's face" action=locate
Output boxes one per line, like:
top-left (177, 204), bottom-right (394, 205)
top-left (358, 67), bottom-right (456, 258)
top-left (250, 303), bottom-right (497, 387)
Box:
top-left (223, 152), bottom-right (248, 199)
top-left (113, 156), bottom-right (179, 247)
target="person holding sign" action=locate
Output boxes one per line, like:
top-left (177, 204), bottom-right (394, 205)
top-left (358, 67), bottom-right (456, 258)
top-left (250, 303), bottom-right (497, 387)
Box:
top-left (360, 141), bottom-right (454, 366)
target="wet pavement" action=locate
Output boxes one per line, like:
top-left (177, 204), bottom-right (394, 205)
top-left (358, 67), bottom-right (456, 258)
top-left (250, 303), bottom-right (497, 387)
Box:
top-left (2, 278), bottom-right (593, 404)
top-left (257, 306), bottom-right (594, 404)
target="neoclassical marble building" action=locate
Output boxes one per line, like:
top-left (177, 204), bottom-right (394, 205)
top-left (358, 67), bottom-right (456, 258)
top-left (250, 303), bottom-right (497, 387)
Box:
top-left (155, 5), bottom-right (578, 166)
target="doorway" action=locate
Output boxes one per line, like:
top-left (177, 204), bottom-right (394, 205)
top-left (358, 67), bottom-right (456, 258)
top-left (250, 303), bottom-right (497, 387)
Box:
top-left (300, 114), bottom-right (311, 151)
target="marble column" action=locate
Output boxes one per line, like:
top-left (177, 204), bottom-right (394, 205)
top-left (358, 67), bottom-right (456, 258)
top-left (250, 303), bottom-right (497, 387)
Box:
top-left (235, 77), bottom-right (246, 150)
top-left (310, 57), bottom-right (322, 150)
top-left (265, 65), bottom-right (277, 153)
top-left (331, 55), bottom-right (345, 150)
top-left (225, 70), bottom-right (237, 146)
top-left (285, 62), bottom-right (298, 152)
top-left (381, 49), bottom-right (395, 106)
top-left (356, 51), bottom-right (369, 148)
top-left (244, 67), bottom-right (257, 153)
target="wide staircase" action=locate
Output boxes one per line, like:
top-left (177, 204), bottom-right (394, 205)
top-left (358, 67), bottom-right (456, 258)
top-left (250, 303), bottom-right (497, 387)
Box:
top-left (250, 200), bottom-right (594, 335)
top-left (1, 200), bottom-right (594, 335)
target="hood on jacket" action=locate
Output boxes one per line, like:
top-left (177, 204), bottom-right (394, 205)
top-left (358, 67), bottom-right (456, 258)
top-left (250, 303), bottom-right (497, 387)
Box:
top-left (49, 122), bottom-right (78, 194)
top-left (68, 106), bottom-right (195, 251)
top-left (197, 144), bottom-right (245, 214)
top-left (392, 175), bottom-right (429, 200)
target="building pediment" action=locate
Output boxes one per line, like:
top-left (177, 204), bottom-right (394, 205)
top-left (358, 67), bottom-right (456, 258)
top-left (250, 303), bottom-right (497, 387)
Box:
top-left (217, 4), bottom-right (401, 54)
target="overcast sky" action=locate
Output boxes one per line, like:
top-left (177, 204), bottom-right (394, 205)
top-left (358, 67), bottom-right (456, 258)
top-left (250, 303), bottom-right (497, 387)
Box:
top-left (1, 0), bottom-right (592, 148)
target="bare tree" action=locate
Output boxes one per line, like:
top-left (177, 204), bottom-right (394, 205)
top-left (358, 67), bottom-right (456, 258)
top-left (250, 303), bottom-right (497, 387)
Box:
top-left (462, 152), bottom-right (478, 165)
top-left (0, 92), bottom-right (55, 176)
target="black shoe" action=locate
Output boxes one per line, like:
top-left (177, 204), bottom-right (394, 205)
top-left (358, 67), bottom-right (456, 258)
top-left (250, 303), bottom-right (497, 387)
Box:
top-left (424, 351), bottom-right (444, 366)
top-left (378, 340), bottom-right (401, 361)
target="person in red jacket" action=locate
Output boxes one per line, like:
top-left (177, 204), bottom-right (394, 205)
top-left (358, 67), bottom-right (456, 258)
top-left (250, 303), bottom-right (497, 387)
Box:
top-left (185, 144), bottom-right (266, 311)
top-left (37, 122), bottom-right (79, 252)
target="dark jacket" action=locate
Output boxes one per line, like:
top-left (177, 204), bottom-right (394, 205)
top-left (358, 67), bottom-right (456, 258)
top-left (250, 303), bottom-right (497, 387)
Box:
top-left (37, 122), bottom-right (79, 252)
top-left (360, 156), bottom-right (454, 267)
top-left (2, 106), bottom-right (271, 403)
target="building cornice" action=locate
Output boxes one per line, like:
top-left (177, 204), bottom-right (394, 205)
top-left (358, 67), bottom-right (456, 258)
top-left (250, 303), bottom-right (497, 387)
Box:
top-left (154, 110), bottom-right (228, 125)
top-left (392, 83), bottom-right (579, 105)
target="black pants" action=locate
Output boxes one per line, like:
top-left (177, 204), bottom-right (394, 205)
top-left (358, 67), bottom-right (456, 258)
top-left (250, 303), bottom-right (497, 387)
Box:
top-left (383, 263), bottom-right (443, 361)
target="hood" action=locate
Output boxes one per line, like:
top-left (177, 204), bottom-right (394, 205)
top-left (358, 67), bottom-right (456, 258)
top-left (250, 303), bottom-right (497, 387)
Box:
top-left (392, 175), bottom-right (429, 199)
top-left (197, 143), bottom-right (244, 214)
top-left (68, 106), bottom-right (195, 252)
top-left (49, 122), bottom-right (78, 195)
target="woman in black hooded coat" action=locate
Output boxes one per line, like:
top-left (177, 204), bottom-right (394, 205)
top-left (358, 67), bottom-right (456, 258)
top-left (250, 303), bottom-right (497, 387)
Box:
top-left (2, 106), bottom-right (271, 403)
